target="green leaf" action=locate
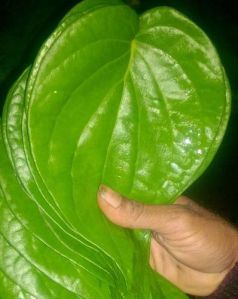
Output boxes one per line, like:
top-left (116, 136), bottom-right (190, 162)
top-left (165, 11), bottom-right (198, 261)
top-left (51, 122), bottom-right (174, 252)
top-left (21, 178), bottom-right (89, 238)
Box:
top-left (0, 0), bottom-right (230, 298)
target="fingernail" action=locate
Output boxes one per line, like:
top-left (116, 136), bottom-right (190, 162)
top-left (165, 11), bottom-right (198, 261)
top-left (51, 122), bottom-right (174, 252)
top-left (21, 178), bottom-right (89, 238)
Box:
top-left (98, 185), bottom-right (122, 208)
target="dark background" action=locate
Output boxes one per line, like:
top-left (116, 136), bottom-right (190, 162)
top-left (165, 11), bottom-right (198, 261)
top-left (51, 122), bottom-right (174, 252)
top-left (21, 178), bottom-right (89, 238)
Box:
top-left (0, 0), bottom-right (237, 223)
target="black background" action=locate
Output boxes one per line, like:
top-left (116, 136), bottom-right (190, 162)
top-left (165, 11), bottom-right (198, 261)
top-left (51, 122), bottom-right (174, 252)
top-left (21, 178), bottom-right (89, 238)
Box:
top-left (0, 0), bottom-right (237, 223)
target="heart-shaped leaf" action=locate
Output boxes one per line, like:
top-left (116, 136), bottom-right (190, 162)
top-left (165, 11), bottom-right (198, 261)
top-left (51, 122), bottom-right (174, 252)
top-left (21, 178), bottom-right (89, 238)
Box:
top-left (0, 0), bottom-right (230, 298)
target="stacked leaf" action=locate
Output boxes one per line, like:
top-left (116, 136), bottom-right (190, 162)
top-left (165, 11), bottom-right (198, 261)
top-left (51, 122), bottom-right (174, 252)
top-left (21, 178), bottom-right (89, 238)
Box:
top-left (0, 0), bottom-right (230, 298)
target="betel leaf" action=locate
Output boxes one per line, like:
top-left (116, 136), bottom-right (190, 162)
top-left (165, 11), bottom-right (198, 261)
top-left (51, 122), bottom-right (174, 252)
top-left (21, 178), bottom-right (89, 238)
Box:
top-left (0, 0), bottom-right (230, 298)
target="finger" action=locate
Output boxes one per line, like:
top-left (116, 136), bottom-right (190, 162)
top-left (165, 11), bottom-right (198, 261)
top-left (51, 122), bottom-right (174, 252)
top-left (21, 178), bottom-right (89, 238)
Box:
top-left (175, 196), bottom-right (194, 206)
top-left (97, 184), bottom-right (189, 232)
top-left (175, 196), bottom-right (215, 218)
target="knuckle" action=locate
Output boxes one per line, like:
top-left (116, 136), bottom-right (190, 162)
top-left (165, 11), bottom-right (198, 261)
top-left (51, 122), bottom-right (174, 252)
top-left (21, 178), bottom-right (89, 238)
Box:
top-left (173, 206), bottom-right (194, 229)
top-left (180, 211), bottom-right (195, 229)
top-left (127, 200), bottom-right (145, 226)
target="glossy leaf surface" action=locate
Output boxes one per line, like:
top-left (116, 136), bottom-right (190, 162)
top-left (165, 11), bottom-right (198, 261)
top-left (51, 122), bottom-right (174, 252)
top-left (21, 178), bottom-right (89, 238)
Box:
top-left (0, 0), bottom-right (230, 297)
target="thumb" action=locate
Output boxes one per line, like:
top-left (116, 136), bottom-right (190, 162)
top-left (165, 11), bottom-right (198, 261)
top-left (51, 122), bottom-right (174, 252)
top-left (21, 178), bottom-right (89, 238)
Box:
top-left (97, 184), bottom-right (185, 231)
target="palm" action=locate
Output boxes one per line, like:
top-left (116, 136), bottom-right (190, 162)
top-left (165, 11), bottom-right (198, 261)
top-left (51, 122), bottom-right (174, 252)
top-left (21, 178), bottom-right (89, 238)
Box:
top-left (149, 199), bottom-right (238, 296)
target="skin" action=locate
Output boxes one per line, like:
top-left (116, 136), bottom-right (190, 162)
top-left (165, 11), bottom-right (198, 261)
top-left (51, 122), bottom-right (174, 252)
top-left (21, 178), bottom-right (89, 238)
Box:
top-left (97, 185), bottom-right (238, 296)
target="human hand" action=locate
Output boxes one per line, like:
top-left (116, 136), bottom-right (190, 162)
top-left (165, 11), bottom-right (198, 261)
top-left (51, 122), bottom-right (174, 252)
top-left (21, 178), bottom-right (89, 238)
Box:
top-left (97, 185), bottom-right (238, 296)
